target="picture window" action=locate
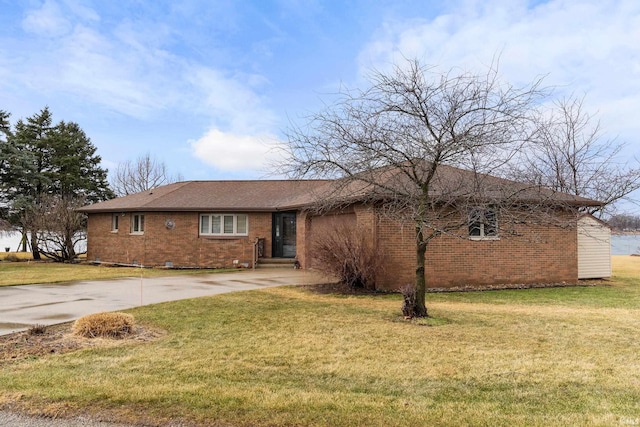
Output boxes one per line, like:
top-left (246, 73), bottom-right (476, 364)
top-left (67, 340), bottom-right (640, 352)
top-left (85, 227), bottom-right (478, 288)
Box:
top-left (200, 214), bottom-right (248, 236)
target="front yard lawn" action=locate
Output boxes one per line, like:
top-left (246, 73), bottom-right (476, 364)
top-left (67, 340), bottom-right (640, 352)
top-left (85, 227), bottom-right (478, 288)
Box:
top-left (1, 257), bottom-right (639, 426)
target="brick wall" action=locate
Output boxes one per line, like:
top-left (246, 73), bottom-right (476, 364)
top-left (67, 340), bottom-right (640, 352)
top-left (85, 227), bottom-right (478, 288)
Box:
top-left (88, 206), bottom-right (580, 289)
top-left (302, 205), bottom-right (579, 291)
top-left (86, 211), bottom-right (273, 268)
top-left (374, 209), bottom-right (579, 290)
top-left (296, 210), bottom-right (311, 269)
top-left (304, 209), bottom-right (357, 270)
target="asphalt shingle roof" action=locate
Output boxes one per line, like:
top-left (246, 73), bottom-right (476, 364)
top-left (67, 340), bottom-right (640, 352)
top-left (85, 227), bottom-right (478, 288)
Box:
top-left (79, 162), bottom-right (602, 213)
top-left (78, 180), bottom-right (332, 213)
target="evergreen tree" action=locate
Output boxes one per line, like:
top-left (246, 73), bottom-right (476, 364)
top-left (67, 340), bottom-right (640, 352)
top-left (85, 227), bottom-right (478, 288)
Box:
top-left (0, 110), bottom-right (10, 141)
top-left (0, 107), bottom-right (114, 260)
top-left (48, 120), bottom-right (113, 202)
top-left (0, 108), bottom-right (52, 257)
top-left (0, 110), bottom-right (13, 234)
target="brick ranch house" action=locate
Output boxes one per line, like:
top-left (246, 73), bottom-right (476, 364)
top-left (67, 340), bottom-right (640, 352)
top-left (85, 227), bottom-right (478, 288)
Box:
top-left (78, 163), bottom-right (604, 291)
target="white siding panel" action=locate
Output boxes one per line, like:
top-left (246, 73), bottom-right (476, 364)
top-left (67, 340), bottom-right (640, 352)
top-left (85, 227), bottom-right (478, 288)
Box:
top-left (578, 216), bottom-right (612, 279)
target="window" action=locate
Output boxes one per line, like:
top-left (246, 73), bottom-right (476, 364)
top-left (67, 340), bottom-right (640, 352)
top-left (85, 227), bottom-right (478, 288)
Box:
top-left (200, 214), bottom-right (248, 236)
top-left (469, 207), bottom-right (498, 239)
top-left (131, 214), bottom-right (145, 234)
top-left (111, 214), bottom-right (119, 232)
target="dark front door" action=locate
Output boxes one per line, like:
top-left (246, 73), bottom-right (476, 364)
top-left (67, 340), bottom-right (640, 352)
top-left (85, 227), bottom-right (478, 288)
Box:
top-left (273, 212), bottom-right (296, 258)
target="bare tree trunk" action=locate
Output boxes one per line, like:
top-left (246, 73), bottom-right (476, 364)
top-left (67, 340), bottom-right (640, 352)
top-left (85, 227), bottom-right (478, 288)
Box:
top-left (413, 227), bottom-right (428, 317)
top-left (30, 230), bottom-right (40, 260)
top-left (65, 233), bottom-right (75, 261)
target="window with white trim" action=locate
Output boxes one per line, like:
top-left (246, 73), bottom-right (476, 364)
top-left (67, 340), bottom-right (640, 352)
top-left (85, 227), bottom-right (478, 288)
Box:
top-left (131, 214), bottom-right (145, 234)
top-left (200, 214), bottom-right (248, 236)
top-left (469, 207), bottom-right (498, 239)
top-left (111, 214), bottom-right (119, 232)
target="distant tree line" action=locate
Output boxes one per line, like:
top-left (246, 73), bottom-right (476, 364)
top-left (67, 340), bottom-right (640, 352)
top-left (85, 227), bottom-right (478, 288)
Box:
top-left (607, 214), bottom-right (640, 231)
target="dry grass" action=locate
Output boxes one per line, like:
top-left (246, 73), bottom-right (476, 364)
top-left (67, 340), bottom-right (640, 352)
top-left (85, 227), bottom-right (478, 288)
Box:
top-left (72, 312), bottom-right (135, 338)
top-left (611, 254), bottom-right (640, 278)
top-left (0, 251), bottom-right (85, 261)
top-left (0, 256), bottom-right (638, 426)
top-left (0, 251), bottom-right (33, 262)
top-left (0, 322), bottom-right (164, 363)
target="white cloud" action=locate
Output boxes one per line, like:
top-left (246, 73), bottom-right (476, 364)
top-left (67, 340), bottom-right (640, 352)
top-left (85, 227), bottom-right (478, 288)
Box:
top-left (185, 66), bottom-right (282, 173)
top-left (10, 1), bottom-right (283, 176)
top-left (12, 2), bottom-right (195, 119)
top-left (22, 0), bottom-right (71, 37)
top-left (187, 66), bottom-right (276, 132)
top-left (11, 0), bottom-right (179, 118)
top-left (24, 24), bottom-right (174, 118)
top-left (360, 0), bottom-right (640, 84)
top-left (358, 0), bottom-right (640, 147)
top-left (190, 128), bottom-right (283, 173)
top-left (61, 0), bottom-right (100, 22)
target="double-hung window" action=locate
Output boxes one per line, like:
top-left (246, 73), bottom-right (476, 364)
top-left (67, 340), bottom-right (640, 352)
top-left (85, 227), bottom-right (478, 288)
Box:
top-left (200, 214), bottom-right (248, 236)
top-left (469, 207), bottom-right (498, 239)
top-left (131, 214), bottom-right (145, 234)
top-left (111, 214), bottom-right (119, 232)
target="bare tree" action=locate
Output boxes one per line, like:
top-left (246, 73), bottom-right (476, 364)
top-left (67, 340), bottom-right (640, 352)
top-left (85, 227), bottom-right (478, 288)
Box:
top-left (509, 96), bottom-right (640, 217)
top-left (110, 152), bottom-right (183, 196)
top-left (282, 59), bottom-right (561, 317)
top-left (33, 194), bottom-right (87, 262)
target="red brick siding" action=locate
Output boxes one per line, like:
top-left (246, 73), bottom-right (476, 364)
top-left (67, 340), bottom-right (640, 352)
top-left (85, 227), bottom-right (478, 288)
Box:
top-left (296, 211), bottom-right (311, 269)
top-left (86, 211), bottom-right (273, 268)
top-left (305, 210), bottom-right (357, 269)
top-left (375, 215), bottom-right (416, 290)
top-left (302, 206), bottom-right (579, 291)
top-left (88, 206), bottom-right (579, 290)
top-left (374, 210), bottom-right (579, 290)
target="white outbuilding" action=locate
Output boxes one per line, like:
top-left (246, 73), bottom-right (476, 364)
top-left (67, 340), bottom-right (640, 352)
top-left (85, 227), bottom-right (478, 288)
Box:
top-left (577, 214), bottom-right (612, 279)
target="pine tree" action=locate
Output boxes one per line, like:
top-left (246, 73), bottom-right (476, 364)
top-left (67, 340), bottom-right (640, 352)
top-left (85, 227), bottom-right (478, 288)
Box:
top-left (0, 107), bottom-right (114, 260)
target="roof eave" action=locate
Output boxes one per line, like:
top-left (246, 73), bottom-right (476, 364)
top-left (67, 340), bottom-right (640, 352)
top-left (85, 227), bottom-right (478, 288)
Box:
top-left (78, 206), bottom-right (284, 213)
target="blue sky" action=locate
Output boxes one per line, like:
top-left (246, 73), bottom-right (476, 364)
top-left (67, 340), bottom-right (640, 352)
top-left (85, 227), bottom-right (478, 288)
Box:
top-left (1, 0), bottom-right (639, 188)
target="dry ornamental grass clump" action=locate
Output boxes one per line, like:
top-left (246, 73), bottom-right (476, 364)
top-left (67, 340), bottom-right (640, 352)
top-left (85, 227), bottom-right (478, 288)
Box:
top-left (73, 312), bottom-right (135, 338)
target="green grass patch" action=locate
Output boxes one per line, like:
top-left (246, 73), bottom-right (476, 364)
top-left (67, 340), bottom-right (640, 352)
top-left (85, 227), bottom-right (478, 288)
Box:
top-left (427, 256), bottom-right (640, 309)
top-left (1, 257), bottom-right (639, 426)
top-left (0, 262), bottom-right (233, 287)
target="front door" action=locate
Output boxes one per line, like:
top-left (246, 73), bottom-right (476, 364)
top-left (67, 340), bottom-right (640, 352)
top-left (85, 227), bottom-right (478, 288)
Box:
top-left (273, 212), bottom-right (296, 258)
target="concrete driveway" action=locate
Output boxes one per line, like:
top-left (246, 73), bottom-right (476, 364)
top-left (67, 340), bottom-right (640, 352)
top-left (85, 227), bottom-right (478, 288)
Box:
top-left (0, 269), bottom-right (330, 336)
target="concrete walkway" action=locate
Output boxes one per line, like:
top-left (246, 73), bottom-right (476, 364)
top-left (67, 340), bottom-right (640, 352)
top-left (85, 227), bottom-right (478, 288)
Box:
top-left (0, 269), bottom-right (330, 336)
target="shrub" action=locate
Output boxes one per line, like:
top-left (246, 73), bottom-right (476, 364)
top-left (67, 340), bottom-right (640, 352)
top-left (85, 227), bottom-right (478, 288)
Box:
top-left (73, 312), bottom-right (135, 338)
top-left (311, 223), bottom-right (384, 290)
top-left (28, 324), bottom-right (47, 335)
